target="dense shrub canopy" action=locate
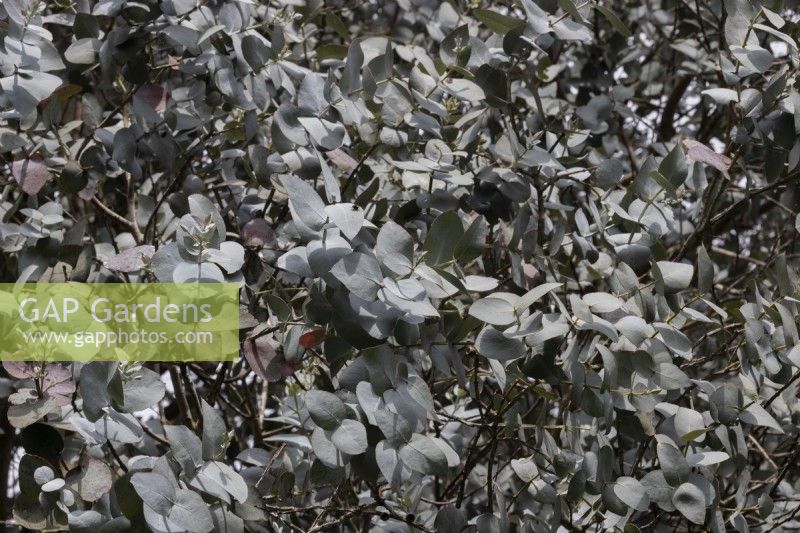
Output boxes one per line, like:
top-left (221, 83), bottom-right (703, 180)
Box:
top-left (1, 0), bottom-right (800, 530)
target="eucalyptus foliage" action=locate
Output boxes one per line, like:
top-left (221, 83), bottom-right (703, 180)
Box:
top-left (1, 0), bottom-right (800, 531)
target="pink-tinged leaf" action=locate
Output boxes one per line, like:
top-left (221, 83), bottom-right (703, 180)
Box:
top-left (43, 363), bottom-right (72, 384)
top-left (682, 139), bottom-right (731, 178)
top-left (43, 364), bottom-right (75, 406)
top-left (299, 329), bottom-right (326, 349)
top-left (326, 148), bottom-right (358, 172)
top-left (11, 157), bottom-right (51, 195)
top-left (522, 263), bottom-right (542, 289)
top-left (136, 83), bottom-right (168, 112)
top-left (3, 361), bottom-right (37, 379)
top-left (243, 336), bottom-right (300, 382)
top-left (47, 382), bottom-right (76, 406)
top-left (241, 219), bottom-right (275, 248)
top-left (104, 245), bottom-right (156, 272)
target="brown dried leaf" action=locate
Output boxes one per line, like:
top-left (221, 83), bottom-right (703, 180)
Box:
top-left (299, 329), bottom-right (326, 349)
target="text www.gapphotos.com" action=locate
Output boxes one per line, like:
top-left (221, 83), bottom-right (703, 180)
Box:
top-left (20, 329), bottom-right (215, 349)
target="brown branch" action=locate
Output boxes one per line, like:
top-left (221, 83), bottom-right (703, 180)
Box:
top-left (168, 366), bottom-right (195, 430)
top-left (748, 434), bottom-right (779, 471)
top-left (126, 173), bottom-right (144, 243)
top-left (709, 245), bottom-right (765, 266)
top-left (658, 75), bottom-right (691, 142)
top-left (91, 195), bottom-right (141, 242)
